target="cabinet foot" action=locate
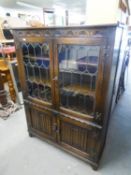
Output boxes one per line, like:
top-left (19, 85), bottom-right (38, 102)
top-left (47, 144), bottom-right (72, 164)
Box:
top-left (92, 165), bottom-right (98, 171)
top-left (29, 132), bottom-right (34, 137)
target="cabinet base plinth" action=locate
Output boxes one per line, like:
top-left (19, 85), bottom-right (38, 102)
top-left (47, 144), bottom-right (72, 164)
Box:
top-left (92, 164), bottom-right (98, 170)
top-left (29, 132), bottom-right (34, 137)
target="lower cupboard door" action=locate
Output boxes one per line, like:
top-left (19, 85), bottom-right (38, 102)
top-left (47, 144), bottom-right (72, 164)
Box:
top-left (58, 116), bottom-right (101, 161)
top-left (29, 106), bottom-right (56, 141)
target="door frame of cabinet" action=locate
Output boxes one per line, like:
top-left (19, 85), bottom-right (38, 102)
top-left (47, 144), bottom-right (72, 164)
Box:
top-left (53, 37), bottom-right (106, 119)
top-left (15, 36), bottom-right (55, 108)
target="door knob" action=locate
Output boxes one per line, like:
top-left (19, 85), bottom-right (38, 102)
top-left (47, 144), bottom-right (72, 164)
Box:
top-left (53, 76), bottom-right (58, 81)
top-left (52, 123), bottom-right (59, 133)
top-left (52, 123), bottom-right (57, 131)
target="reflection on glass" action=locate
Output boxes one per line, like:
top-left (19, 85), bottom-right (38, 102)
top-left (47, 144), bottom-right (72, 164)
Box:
top-left (22, 43), bottom-right (51, 103)
top-left (58, 44), bottom-right (100, 115)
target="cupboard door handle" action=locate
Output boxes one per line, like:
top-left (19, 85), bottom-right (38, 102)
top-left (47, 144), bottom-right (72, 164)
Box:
top-left (53, 76), bottom-right (58, 81)
top-left (52, 110), bottom-right (59, 116)
top-left (52, 123), bottom-right (59, 133)
top-left (52, 123), bottom-right (57, 131)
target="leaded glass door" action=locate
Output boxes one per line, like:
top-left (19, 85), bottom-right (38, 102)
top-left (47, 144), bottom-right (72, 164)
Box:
top-left (21, 39), bottom-right (53, 105)
top-left (54, 38), bottom-right (105, 117)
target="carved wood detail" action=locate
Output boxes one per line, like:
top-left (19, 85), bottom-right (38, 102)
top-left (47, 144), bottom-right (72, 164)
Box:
top-left (14, 28), bottom-right (110, 39)
top-left (60, 120), bottom-right (90, 152)
top-left (30, 107), bottom-right (53, 135)
top-left (60, 119), bottom-right (101, 156)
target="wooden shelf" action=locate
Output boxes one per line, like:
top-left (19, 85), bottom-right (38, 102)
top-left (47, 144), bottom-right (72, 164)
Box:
top-left (78, 62), bottom-right (98, 67)
top-left (28, 76), bottom-right (51, 87)
top-left (24, 55), bottom-right (49, 61)
top-left (62, 84), bottom-right (95, 97)
top-left (61, 105), bottom-right (93, 115)
top-left (60, 69), bottom-right (97, 76)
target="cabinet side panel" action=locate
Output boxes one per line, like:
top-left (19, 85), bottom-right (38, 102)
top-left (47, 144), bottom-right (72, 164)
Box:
top-left (99, 26), bottom-right (124, 158)
top-left (111, 27), bottom-right (127, 111)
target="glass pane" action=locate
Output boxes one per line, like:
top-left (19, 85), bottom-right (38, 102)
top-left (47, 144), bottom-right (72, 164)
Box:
top-left (58, 44), bottom-right (100, 115)
top-left (22, 43), bottom-right (51, 103)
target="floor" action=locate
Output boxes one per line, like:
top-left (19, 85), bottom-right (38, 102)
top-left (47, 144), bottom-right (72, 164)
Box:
top-left (0, 65), bottom-right (131, 175)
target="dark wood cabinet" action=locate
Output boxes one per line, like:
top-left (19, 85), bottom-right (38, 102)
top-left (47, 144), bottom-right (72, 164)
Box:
top-left (13, 24), bottom-right (126, 169)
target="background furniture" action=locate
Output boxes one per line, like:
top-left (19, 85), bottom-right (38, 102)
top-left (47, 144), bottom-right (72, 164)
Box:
top-left (13, 24), bottom-right (127, 169)
top-left (0, 59), bottom-right (16, 102)
top-left (0, 72), bottom-right (8, 106)
top-left (0, 38), bottom-right (22, 105)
